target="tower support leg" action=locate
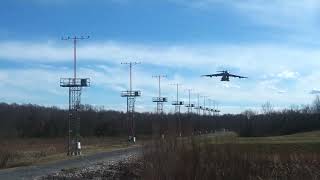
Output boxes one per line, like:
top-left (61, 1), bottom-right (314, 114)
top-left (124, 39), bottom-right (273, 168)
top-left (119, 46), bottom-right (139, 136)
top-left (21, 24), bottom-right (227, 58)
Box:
top-left (68, 87), bottom-right (82, 156)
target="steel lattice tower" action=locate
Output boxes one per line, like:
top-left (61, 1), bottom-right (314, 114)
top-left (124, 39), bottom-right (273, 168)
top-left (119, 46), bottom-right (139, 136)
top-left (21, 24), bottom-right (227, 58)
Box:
top-left (152, 75), bottom-right (167, 138)
top-left (207, 99), bottom-right (220, 116)
top-left (171, 83), bottom-right (184, 136)
top-left (185, 89), bottom-right (195, 113)
top-left (194, 93), bottom-right (201, 115)
top-left (121, 62), bottom-right (141, 143)
top-left (212, 100), bottom-right (221, 115)
top-left (171, 83), bottom-right (184, 113)
top-left (152, 75), bottom-right (167, 114)
top-left (60, 36), bottom-right (90, 156)
top-left (201, 95), bottom-right (209, 116)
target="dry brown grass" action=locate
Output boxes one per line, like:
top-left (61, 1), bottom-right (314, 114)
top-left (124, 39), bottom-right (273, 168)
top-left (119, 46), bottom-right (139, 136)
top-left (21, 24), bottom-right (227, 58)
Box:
top-left (141, 136), bottom-right (320, 180)
top-left (0, 137), bottom-right (130, 169)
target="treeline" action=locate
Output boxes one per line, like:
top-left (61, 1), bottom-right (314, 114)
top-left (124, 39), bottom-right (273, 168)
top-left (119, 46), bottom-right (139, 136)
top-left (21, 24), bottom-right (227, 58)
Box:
top-left (1, 96), bottom-right (320, 138)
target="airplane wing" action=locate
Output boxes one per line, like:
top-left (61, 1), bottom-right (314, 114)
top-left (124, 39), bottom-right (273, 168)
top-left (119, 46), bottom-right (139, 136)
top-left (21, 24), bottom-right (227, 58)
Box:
top-left (201, 73), bottom-right (224, 77)
top-left (229, 73), bottom-right (248, 79)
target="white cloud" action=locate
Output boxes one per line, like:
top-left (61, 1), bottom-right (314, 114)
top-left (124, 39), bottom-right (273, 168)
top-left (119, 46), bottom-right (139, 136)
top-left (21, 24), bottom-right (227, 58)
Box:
top-left (0, 68), bottom-right (67, 96)
top-left (171, 0), bottom-right (320, 30)
top-left (2, 40), bottom-right (320, 75)
top-left (0, 64), bottom-right (314, 114)
top-left (221, 82), bottom-right (240, 89)
top-left (277, 70), bottom-right (300, 79)
top-left (0, 41), bottom-right (70, 61)
top-left (277, 90), bottom-right (287, 94)
top-left (1, 40), bottom-right (320, 113)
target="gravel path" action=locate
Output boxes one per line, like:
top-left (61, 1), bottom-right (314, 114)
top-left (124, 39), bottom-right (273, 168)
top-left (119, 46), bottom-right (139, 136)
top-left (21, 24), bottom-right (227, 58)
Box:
top-left (0, 147), bottom-right (141, 180)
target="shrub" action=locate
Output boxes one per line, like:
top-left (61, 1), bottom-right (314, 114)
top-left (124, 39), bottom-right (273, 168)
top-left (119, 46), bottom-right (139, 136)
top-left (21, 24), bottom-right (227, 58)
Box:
top-left (0, 150), bottom-right (14, 168)
top-left (141, 137), bottom-right (320, 180)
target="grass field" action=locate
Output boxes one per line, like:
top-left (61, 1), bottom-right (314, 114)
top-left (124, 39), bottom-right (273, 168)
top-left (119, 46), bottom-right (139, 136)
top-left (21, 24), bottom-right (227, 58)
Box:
top-left (43, 131), bottom-right (320, 179)
top-left (200, 131), bottom-right (320, 146)
top-left (2, 130), bottom-right (320, 179)
top-left (141, 131), bottom-right (320, 180)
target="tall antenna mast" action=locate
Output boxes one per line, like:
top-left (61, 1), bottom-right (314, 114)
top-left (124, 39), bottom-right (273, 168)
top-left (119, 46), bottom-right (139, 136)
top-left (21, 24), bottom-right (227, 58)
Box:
top-left (60, 35), bottom-right (90, 156)
top-left (62, 36), bottom-right (90, 79)
top-left (121, 62), bottom-right (140, 91)
top-left (121, 62), bottom-right (141, 143)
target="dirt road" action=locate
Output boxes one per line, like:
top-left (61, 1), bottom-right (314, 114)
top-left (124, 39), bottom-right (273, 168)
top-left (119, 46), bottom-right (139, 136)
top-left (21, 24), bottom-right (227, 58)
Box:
top-left (0, 147), bottom-right (141, 180)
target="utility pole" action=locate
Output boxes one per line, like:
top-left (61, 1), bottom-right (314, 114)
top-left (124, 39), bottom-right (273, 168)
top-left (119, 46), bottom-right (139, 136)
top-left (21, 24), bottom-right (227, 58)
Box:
top-left (60, 35), bottom-right (90, 156)
top-left (121, 62), bottom-right (141, 143)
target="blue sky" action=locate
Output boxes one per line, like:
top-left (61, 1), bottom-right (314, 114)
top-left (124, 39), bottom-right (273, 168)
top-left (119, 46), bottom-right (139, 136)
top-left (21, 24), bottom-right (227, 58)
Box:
top-left (1, 0), bottom-right (320, 113)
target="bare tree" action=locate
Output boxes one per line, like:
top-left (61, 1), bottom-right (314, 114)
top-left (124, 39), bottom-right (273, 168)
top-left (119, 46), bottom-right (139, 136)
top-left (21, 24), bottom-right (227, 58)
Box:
top-left (301, 105), bottom-right (313, 114)
top-left (312, 95), bottom-right (320, 113)
top-left (261, 102), bottom-right (274, 115)
top-left (241, 109), bottom-right (256, 120)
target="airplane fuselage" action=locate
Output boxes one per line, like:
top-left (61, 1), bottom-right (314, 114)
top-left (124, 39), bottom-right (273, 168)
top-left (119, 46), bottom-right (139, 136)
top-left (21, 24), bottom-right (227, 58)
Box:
top-left (221, 75), bottom-right (230, 81)
top-left (202, 71), bottom-right (246, 81)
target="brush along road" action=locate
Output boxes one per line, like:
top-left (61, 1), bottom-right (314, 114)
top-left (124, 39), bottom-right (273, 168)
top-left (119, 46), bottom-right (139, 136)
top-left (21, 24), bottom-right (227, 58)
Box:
top-left (0, 146), bottom-right (141, 180)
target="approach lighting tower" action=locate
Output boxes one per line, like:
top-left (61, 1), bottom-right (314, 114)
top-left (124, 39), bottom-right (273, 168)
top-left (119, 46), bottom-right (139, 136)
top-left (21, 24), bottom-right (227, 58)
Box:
top-left (201, 95), bottom-right (209, 115)
top-left (152, 75), bottom-right (167, 114)
top-left (185, 89), bottom-right (195, 113)
top-left (194, 93), bottom-right (201, 115)
top-left (214, 101), bottom-right (221, 115)
top-left (171, 83), bottom-right (184, 136)
top-left (209, 99), bottom-right (220, 116)
top-left (60, 36), bottom-right (90, 156)
top-left (207, 99), bottom-right (214, 116)
top-left (171, 83), bottom-right (184, 113)
top-left (121, 62), bottom-right (141, 143)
